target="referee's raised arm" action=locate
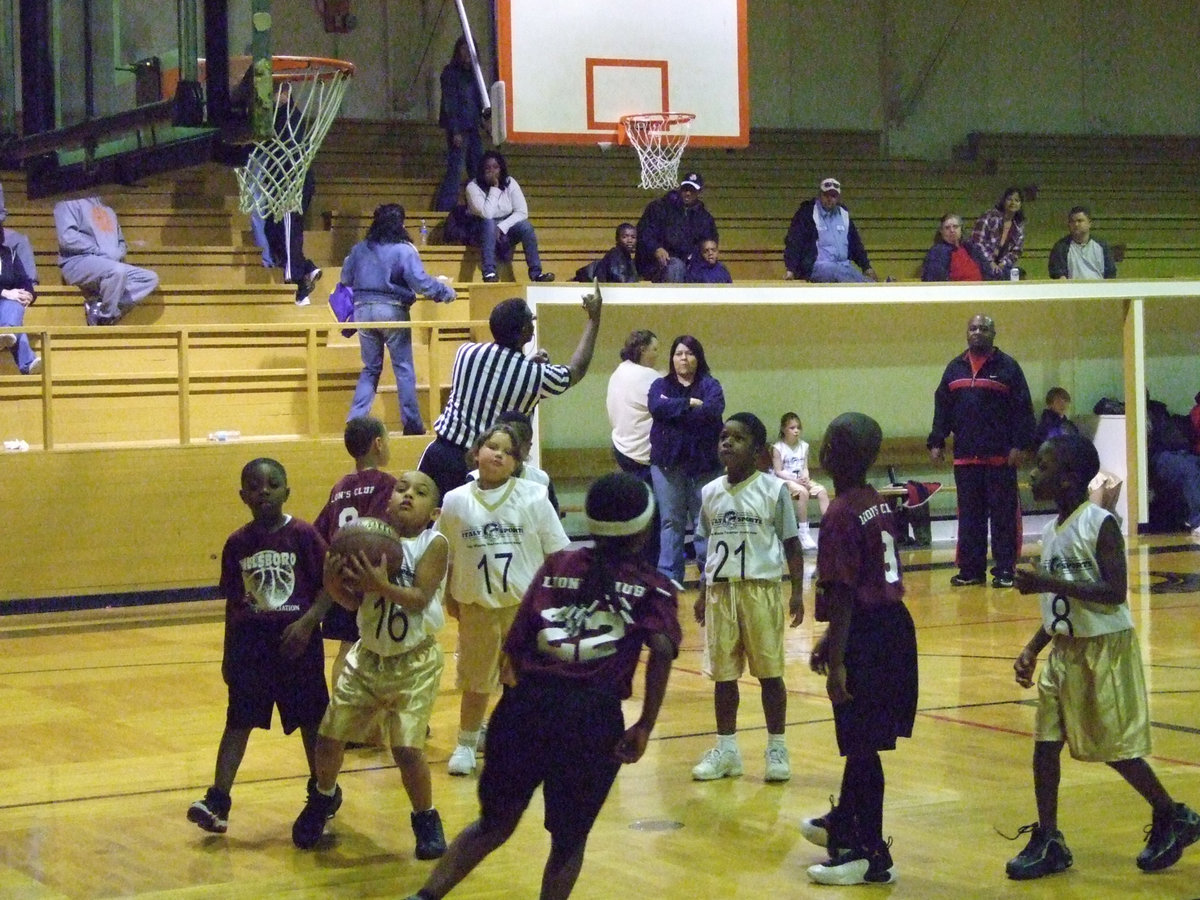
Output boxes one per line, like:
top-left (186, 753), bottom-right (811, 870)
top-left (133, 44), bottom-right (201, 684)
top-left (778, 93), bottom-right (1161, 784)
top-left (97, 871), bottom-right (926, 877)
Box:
top-left (565, 282), bottom-right (604, 385)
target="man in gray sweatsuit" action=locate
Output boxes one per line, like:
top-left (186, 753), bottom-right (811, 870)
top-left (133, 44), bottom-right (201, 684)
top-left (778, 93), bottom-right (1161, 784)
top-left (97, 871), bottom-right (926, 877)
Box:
top-left (54, 197), bottom-right (158, 325)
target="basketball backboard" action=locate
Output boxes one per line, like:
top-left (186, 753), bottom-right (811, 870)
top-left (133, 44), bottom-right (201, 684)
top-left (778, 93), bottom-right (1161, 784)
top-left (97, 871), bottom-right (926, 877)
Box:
top-left (496, 0), bottom-right (748, 148)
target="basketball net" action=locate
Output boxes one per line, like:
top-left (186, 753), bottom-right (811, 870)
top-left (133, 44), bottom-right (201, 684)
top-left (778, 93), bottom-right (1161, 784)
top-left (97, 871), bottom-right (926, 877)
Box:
top-left (620, 113), bottom-right (695, 191)
top-left (235, 58), bottom-right (355, 223)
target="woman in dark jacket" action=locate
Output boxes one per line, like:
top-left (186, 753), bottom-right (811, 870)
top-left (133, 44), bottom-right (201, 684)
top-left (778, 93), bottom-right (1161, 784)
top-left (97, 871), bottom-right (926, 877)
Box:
top-left (647, 335), bottom-right (724, 586)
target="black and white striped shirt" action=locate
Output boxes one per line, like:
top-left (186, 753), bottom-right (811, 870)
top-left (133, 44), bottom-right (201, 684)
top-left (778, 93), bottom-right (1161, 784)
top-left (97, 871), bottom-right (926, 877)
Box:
top-left (434, 341), bottom-right (572, 448)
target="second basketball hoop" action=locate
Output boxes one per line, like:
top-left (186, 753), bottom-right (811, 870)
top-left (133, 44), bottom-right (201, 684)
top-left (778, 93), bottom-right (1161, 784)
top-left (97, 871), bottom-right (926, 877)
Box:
top-left (618, 112), bottom-right (695, 191)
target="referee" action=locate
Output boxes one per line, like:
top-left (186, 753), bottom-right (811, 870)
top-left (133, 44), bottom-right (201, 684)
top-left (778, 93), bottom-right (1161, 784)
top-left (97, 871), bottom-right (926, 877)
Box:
top-left (418, 289), bottom-right (603, 499)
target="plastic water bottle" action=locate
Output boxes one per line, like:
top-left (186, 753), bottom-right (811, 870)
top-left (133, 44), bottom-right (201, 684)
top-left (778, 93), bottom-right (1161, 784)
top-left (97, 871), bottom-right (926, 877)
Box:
top-left (208, 430), bottom-right (241, 442)
top-left (1009, 267), bottom-right (1020, 281)
top-left (419, 219), bottom-right (428, 246)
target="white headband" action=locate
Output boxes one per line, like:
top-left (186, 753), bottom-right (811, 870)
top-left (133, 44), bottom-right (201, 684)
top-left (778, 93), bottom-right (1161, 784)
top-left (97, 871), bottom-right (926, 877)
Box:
top-left (585, 489), bottom-right (656, 537)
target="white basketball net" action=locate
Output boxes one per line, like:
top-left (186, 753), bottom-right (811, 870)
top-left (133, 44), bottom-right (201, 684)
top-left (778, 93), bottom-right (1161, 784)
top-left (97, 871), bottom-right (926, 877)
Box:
top-left (235, 60), bottom-right (353, 221)
top-left (621, 113), bottom-right (695, 191)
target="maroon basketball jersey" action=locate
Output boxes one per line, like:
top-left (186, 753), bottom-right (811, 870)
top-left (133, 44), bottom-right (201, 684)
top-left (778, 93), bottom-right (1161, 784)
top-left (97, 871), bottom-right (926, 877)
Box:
top-left (313, 469), bottom-right (398, 542)
top-left (815, 485), bottom-right (905, 621)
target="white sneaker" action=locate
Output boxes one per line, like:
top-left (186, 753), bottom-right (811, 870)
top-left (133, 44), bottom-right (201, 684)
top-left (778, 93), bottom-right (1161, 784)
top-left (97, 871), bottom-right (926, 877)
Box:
top-left (764, 744), bottom-right (791, 782)
top-left (26, 356), bottom-right (43, 376)
top-left (799, 532), bottom-right (818, 551)
top-left (447, 744), bottom-right (476, 776)
top-left (691, 745), bottom-right (743, 781)
top-left (806, 844), bottom-right (895, 885)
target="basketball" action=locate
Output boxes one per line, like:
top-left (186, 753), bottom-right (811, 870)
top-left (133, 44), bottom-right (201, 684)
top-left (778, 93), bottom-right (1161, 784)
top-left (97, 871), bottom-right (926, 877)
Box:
top-left (329, 517), bottom-right (405, 578)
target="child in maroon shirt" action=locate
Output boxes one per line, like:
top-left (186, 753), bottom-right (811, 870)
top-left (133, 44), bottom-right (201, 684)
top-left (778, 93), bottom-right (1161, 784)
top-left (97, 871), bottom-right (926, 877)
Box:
top-left (802, 413), bottom-right (918, 886)
top-left (187, 457), bottom-right (332, 836)
top-left (405, 472), bottom-right (680, 900)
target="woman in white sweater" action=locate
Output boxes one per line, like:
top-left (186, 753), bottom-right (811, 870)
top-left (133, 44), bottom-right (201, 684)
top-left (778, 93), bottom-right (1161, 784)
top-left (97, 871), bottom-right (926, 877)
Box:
top-left (465, 151), bottom-right (554, 283)
top-left (605, 329), bottom-right (661, 565)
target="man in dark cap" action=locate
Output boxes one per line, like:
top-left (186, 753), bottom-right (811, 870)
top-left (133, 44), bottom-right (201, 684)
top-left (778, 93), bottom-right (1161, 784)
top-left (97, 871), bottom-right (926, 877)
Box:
top-left (635, 172), bottom-right (719, 283)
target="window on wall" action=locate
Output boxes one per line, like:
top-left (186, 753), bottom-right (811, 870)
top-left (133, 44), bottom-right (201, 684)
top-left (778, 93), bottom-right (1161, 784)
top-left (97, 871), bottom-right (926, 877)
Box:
top-left (51, 0), bottom-right (190, 127)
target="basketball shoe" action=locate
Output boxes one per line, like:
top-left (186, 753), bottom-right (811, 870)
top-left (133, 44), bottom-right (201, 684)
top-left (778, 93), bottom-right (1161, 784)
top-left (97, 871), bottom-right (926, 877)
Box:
top-left (807, 839), bottom-right (895, 885)
top-left (1137, 802), bottom-right (1200, 871)
top-left (1004, 823), bottom-right (1073, 880)
top-left (291, 778), bottom-right (344, 849)
top-left (187, 786), bottom-right (231, 834)
top-left (691, 745), bottom-right (743, 781)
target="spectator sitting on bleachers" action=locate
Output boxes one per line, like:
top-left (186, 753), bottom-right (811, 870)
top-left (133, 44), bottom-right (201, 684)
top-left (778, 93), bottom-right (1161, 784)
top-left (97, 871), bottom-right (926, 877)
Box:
top-left (573, 223), bottom-right (639, 283)
top-left (972, 187), bottom-right (1025, 279)
top-left (783, 177), bottom-right (878, 283)
top-left (1034, 387), bottom-right (1080, 446)
top-left (0, 183), bottom-right (38, 285)
top-left (921, 214), bottom-right (997, 282)
top-left (684, 238), bottom-right (732, 284)
top-left (1048, 206), bottom-right (1118, 280)
top-left (635, 171), bottom-right (718, 283)
top-left (54, 197), bottom-right (159, 326)
top-left (0, 226), bottom-right (40, 375)
top-left (466, 151), bottom-right (555, 283)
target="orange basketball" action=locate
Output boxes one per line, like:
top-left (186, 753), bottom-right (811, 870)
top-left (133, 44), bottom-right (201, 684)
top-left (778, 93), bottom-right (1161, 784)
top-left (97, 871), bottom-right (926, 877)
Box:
top-left (328, 517), bottom-right (405, 578)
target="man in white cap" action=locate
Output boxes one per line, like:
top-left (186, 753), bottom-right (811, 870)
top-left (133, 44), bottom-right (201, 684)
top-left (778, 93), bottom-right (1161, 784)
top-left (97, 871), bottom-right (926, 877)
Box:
top-left (635, 171), bottom-right (719, 283)
top-left (783, 177), bottom-right (878, 283)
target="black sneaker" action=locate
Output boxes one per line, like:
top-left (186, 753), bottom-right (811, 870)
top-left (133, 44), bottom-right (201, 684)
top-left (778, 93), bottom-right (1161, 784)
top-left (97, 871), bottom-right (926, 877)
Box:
top-left (412, 808), bottom-right (447, 860)
top-left (1137, 802), bottom-right (1200, 871)
top-left (532, 271), bottom-right (555, 282)
top-left (292, 779), bottom-right (344, 849)
top-left (482, 272), bottom-right (499, 283)
top-left (950, 573), bottom-right (986, 587)
top-left (187, 786), bottom-right (231, 834)
top-left (1004, 823), bottom-right (1073, 880)
top-left (992, 573), bottom-right (1015, 588)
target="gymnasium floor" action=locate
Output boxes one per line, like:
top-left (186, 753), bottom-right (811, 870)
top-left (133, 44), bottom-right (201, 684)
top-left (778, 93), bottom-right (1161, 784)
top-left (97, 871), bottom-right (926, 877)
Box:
top-left (0, 536), bottom-right (1197, 899)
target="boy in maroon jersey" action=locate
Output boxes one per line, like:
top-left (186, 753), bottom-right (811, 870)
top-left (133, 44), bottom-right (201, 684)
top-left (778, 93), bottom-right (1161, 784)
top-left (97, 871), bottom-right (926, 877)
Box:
top-left (802, 413), bottom-right (918, 885)
top-left (403, 472), bottom-right (680, 900)
top-left (187, 457), bottom-right (333, 836)
top-left (314, 416), bottom-right (397, 737)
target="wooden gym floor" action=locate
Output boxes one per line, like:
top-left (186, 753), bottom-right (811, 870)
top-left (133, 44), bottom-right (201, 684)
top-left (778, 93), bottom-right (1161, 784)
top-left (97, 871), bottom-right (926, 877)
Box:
top-left (0, 536), bottom-right (1197, 899)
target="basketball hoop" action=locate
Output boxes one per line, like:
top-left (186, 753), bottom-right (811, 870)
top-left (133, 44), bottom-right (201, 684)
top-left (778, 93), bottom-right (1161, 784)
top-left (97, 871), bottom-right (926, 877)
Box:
top-left (618, 112), bottom-right (695, 191)
top-left (235, 56), bottom-right (356, 222)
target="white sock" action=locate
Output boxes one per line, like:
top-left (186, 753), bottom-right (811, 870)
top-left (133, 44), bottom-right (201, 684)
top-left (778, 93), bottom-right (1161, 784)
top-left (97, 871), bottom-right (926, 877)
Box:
top-left (717, 733), bottom-right (738, 753)
top-left (317, 782), bottom-right (338, 797)
top-left (767, 733), bottom-right (787, 749)
top-left (457, 729), bottom-right (480, 749)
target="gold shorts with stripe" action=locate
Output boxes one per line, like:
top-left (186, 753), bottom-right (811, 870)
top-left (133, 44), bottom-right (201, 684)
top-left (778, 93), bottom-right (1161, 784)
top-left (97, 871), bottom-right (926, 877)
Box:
top-left (702, 579), bottom-right (785, 681)
top-left (319, 638), bottom-right (443, 749)
top-left (456, 602), bottom-right (519, 693)
top-left (1035, 628), bottom-right (1152, 762)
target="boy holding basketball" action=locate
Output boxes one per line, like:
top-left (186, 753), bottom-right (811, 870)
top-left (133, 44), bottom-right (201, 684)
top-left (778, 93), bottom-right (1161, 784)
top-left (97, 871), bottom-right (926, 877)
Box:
top-left (802, 413), bottom-right (917, 886)
top-left (293, 470), bottom-right (450, 857)
top-left (1005, 434), bottom-right (1200, 879)
top-left (187, 458), bottom-right (332, 835)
